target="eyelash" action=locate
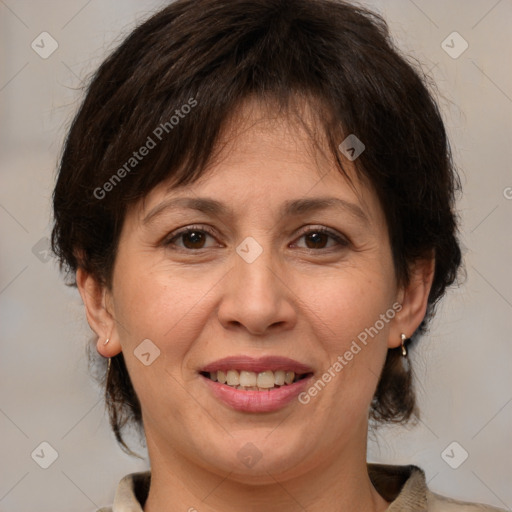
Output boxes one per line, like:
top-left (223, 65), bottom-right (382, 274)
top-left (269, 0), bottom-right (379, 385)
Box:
top-left (163, 224), bottom-right (349, 252)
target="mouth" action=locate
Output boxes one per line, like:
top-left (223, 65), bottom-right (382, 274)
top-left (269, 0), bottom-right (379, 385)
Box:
top-left (198, 354), bottom-right (314, 393)
top-left (198, 355), bottom-right (315, 412)
top-left (199, 369), bottom-right (313, 391)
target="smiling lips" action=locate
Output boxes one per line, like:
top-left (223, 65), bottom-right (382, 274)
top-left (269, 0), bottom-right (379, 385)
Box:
top-left (199, 355), bottom-right (314, 411)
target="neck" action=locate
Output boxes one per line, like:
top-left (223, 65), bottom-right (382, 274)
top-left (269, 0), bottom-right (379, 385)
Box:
top-left (143, 423), bottom-right (389, 512)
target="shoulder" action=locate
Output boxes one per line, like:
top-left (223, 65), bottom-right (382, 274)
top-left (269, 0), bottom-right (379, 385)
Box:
top-left (427, 489), bottom-right (507, 511)
top-left (95, 470), bottom-right (151, 512)
top-left (368, 462), bottom-right (507, 512)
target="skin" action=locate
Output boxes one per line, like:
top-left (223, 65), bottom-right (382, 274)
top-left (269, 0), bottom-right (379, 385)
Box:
top-left (78, 99), bottom-right (434, 512)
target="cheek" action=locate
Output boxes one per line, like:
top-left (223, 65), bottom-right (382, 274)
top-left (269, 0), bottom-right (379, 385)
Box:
top-left (300, 264), bottom-right (395, 395)
top-left (305, 263), bottom-right (395, 338)
top-left (112, 256), bottom-right (224, 356)
top-left (110, 262), bottom-right (221, 421)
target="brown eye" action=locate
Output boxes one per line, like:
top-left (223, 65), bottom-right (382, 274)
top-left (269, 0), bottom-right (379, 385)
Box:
top-left (293, 228), bottom-right (349, 251)
top-left (181, 231), bottom-right (207, 249)
top-left (304, 231), bottom-right (329, 249)
top-left (164, 226), bottom-right (218, 250)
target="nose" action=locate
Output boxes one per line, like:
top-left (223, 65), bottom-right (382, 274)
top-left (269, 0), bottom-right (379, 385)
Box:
top-left (216, 243), bottom-right (297, 337)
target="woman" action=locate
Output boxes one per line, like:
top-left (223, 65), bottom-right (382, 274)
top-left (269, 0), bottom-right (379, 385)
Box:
top-left (50, 0), bottom-right (506, 510)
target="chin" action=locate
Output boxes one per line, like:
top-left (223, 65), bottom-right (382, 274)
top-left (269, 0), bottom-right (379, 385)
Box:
top-left (196, 435), bottom-right (313, 482)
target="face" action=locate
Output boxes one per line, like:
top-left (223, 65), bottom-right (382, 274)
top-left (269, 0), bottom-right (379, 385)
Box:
top-left (103, 101), bottom-right (404, 482)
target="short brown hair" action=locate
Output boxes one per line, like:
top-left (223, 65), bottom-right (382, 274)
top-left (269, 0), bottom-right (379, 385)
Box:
top-left (52, 0), bottom-right (462, 455)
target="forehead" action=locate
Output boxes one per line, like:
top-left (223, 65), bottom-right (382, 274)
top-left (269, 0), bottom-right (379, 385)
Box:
top-left (132, 98), bottom-right (385, 231)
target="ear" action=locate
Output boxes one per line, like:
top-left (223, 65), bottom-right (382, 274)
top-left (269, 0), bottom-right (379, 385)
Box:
top-left (388, 256), bottom-right (435, 349)
top-left (76, 267), bottom-right (122, 358)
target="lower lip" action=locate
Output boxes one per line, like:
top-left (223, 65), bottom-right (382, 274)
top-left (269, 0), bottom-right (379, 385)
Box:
top-left (200, 374), bottom-right (313, 413)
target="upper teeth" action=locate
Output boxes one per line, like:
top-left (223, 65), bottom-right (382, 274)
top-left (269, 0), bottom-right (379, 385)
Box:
top-left (208, 369), bottom-right (298, 389)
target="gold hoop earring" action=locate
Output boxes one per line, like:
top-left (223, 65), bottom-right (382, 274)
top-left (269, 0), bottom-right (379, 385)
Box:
top-left (400, 333), bottom-right (408, 357)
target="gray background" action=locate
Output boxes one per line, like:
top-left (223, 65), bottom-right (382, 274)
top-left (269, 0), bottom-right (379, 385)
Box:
top-left (0, 0), bottom-right (511, 510)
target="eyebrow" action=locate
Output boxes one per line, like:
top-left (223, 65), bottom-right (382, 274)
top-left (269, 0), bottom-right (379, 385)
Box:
top-left (142, 196), bottom-right (369, 225)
